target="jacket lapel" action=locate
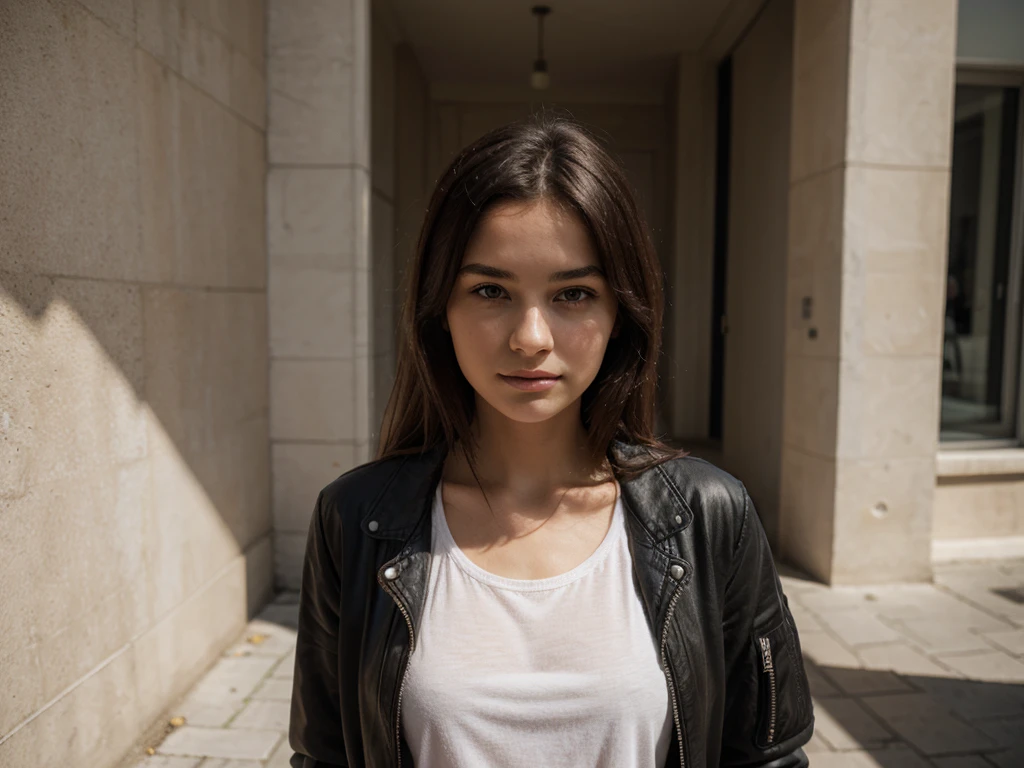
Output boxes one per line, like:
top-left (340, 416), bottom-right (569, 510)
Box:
top-left (610, 441), bottom-right (694, 641)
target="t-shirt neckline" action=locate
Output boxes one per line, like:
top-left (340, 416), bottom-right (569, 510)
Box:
top-left (432, 478), bottom-right (623, 592)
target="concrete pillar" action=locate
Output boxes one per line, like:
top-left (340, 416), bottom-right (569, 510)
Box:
top-left (780, 0), bottom-right (958, 584)
top-left (267, 0), bottom-right (373, 589)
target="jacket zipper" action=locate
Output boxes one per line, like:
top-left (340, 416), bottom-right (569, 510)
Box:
top-left (759, 636), bottom-right (777, 744)
top-left (377, 564), bottom-right (415, 768)
top-left (660, 583), bottom-right (687, 768)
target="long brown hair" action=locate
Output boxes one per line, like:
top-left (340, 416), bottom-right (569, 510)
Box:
top-left (376, 112), bottom-right (687, 481)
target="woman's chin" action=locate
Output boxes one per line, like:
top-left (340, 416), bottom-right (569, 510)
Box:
top-left (485, 396), bottom-right (572, 424)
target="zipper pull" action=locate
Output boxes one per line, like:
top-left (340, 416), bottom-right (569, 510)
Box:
top-left (759, 636), bottom-right (774, 672)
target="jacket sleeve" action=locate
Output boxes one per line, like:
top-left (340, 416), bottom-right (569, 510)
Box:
top-left (719, 487), bottom-right (814, 767)
top-left (289, 491), bottom-right (349, 768)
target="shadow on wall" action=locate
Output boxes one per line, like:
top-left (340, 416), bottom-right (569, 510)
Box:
top-left (0, 255), bottom-right (273, 761)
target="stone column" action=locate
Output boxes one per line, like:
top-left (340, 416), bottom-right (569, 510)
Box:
top-left (267, 0), bottom-right (373, 589)
top-left (780, 0), bottom-right (958, 584)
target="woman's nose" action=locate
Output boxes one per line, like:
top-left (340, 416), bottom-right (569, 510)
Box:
top-left (509, 305), bottom-right (553, 355)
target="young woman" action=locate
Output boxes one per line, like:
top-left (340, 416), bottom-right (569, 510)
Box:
top-left (288, 115), bottom-right (814, 768)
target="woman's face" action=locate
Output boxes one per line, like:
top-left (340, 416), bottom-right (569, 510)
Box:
top-left (445, 197), bottom-right (619, 424)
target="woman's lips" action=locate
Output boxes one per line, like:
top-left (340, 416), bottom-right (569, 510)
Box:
top-left (498, 374), bottom-right (561, 391)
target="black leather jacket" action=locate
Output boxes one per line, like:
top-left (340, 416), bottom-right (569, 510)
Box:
top-left (288, 440), bottom-right (815, 768)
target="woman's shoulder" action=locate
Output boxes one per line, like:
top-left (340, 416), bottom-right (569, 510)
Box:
top-left (313, 446), bottom-right (445, 533)
top-left (622, 442), bottom-right (747, 506)
top-left (655, 454), bottom-right (747, 507)
top-left (312, 452), bottom-right (413, 526)
top-left (632, 451), bottom-right (752, 547)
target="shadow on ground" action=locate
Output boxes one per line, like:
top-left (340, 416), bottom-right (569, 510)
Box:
top-left (808, 656), bottom-right (1024, 766)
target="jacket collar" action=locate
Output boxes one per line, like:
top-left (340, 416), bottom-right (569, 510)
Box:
top-left (358, 439), bottom-right (694, 545)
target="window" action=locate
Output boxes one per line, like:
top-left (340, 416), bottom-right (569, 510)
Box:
top-left (941, 72), bottom-right (1024, 445)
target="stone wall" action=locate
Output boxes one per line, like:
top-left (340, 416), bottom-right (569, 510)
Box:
top-left (266, 0), bottom-right (373, 590)
top-left (780, 0), bottom-right (957, 584)
top-left (0, 1), bottom-right (272, 765)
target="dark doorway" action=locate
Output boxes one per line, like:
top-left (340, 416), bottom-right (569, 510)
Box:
top-left (709, 56), bottom-right (732, 441)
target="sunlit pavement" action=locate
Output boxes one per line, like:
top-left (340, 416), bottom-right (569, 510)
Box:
top-left (782, 559), bottom-right (1024, 767)
top-left (125, 560), bottom-right (1024, 767)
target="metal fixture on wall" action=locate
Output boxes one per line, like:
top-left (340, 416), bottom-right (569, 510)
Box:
top-left (531, 5), bottom-right (551, 90)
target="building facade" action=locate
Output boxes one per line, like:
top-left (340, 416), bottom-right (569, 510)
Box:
top-left (2, 0), bottom-right (1024, 766)
top-left (269, 0), bottom-right (1024, 590)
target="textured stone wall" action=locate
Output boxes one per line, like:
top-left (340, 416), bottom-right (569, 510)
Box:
top-left (266, 0), bottom-right (373, 590)
top-left (0, 1), bottom-right (271, 765)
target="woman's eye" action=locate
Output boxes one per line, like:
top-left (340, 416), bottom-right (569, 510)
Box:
top-left (472, 284), bottom-right (506, 300)
top-left (559, 287), bottom-right (593, 305)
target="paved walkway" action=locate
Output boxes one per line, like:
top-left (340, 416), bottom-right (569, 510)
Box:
top-left (125, 560), bottom-right (1024, 767)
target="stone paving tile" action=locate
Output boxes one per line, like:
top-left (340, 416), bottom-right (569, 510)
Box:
top-left (924, 602), bottom-right (1016, 633)
top-left (856, 641), bottom-right (958, 678)
top-left (257, 603), bottom-right (299, 629)
top-left (197, 760), bottom-right (264, 768)
top-left (800, 746), bottom-right (931, 767)
top-left (980, 627), bottom-right (1024, 656)
top-left (222, 619), bottom-right (299, 658)
top-left (819, 666), bottom-right (914, 697)
top-left (807, 663), bottom-right (844, 698)
top-left (185, 655), bottom-right (280, 707)
top-left (173, 702), bottom-right (239, 729)
top-left (794, 587), bottom-right (876, 614)
top-left (931, 757), bottom-right (998, 768)
top-left (936, 581), bottom-right (1024, 628)
top-left (973, 716), bottom-right (1024, 768)
top-left (859, 693), bottom-right (998, 756)
top-left (157, 727), bottom-right (282, 761)
top-left (803, 730), bottom-right (834, 753)
top-left (799, 629), bottom-right (862, 668)
top-left (910, 674), bottom-right (1024, 721)
top-left (936, 651), bottom-right (1024, 683)
top-left (271, 649), bottom-right (296, 680)
top-left (811, 697), bottom-right (897, 750)
top-left (229, 700), bottom-right (291, 731)
top-left (863, 587), bottom-right (994, 624)
top-left (131, 757), bottom-right (203, 768)
top-left (787, 602), bottom-right (825, 632)
top-left (891, 618), bottom-right (1003, 655)
top-left (265, 739), bottom-right (294, 768)
top-left (252, 678), bottom-right (294, 701)
top-left (812, 607), bottom-right (904, 647)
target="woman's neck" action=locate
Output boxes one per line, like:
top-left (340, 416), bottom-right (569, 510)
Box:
top-left (445, 398), bottom-right (612, 500)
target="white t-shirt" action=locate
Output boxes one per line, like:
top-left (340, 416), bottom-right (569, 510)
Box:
top-left (400, 479), bottom-right (674, 767)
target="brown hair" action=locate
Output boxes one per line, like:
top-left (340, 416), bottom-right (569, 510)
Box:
top-left (376, 112), bottom-right (686, 481)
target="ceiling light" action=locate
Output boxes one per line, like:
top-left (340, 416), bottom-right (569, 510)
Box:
top-left (531, 6), bottom-right (551, 90)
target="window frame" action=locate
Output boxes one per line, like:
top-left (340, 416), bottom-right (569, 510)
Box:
top-left (940, 66), bottom-right (1024, 449)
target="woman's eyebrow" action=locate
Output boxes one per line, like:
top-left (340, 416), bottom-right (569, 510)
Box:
top-left (458, 263), bottom-right (605, 281)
